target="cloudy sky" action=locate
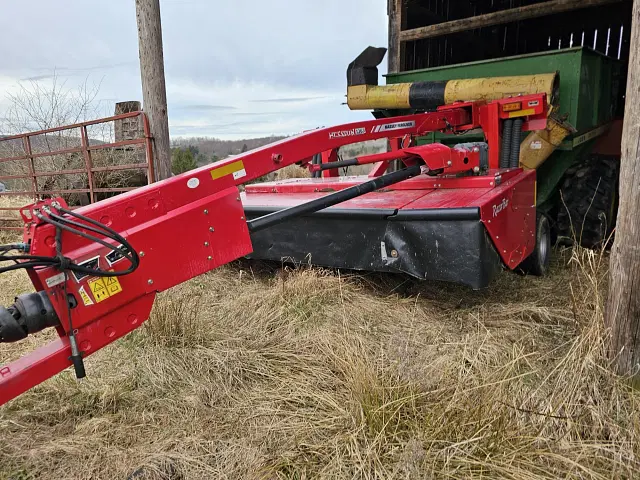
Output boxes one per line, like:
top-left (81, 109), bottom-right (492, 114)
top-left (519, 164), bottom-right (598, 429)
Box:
top-left (0, 0), bottom-right (388, 139)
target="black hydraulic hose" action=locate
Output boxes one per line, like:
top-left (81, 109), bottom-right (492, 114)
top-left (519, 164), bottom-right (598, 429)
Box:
top-left (510, 118), bottom-right (523, 168)
top-left (317, 158), bottom-right (360, 171)
top-left (247, 164), bottom-right (422, 233)
top-left (45, 210), bottom-right (137, 267)
top-left (500, 119), bottom-right (513, 169)
top-left (33, 213), bottom-right (138, 277)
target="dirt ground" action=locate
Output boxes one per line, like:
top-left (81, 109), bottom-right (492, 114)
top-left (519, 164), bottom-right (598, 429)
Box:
top-left (0, 246), bottom-right (638, 479)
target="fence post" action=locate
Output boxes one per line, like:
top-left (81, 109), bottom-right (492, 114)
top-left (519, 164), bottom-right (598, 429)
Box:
top-left (80, 126), bottom-right (96, 203)
top-left (22, 136), bottom-right (38, 201)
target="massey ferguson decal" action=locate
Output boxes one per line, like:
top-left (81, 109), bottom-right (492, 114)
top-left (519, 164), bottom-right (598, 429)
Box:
top-left (372, 121), bottom-right (416, 133)
top-left (329, 127), bottom-right (366, 139)
top-left (492, 198), bottom-right (509, 217)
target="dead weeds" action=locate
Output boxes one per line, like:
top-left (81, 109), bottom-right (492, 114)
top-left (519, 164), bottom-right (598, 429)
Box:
top-left (0, 250), bottom-right (638, 479)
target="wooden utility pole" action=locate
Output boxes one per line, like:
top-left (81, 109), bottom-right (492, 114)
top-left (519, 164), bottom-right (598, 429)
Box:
top-left (135, 0), bottom-right (172, 181)
top-left (606, 0), bottom-right (640, 379)
top-left (387, 0), bottom-right (403, 74)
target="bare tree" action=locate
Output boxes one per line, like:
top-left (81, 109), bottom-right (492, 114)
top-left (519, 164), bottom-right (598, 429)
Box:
top-left (0, 75), bottom-right (105, 197)
top-left (2, 74), bottom-right (102, 136)
top-left (0, 75), bottom-right (146, 205)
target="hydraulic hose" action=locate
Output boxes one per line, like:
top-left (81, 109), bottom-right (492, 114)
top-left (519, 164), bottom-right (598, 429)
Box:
top-left (510, 118), bottom-right (523, 168)
top-left (500, 119), bottom-right (513, 169)
top-left (247, 164), bottom-right (422, 233)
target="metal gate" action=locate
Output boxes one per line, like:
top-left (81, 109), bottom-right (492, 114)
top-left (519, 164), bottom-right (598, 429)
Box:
top-left (0, 111), bottom-right (155, 231)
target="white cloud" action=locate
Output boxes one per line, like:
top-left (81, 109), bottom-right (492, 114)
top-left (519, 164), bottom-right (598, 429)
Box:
top-left (0, 0), bottom-right (388, 139)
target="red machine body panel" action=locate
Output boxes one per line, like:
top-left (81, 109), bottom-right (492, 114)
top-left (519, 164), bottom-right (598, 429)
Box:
top-left (242, 169), bottom-right (536, 269)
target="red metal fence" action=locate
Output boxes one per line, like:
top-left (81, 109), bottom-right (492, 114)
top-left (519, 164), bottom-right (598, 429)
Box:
top-left (0, 112), bottom-right (154, 231)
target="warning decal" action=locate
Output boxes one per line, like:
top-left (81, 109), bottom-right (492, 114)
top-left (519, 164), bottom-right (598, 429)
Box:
top-left (104, 277), bottom-right (123, 295)
top-left (88, 276), bottom-right (123, 304)
top-left (79, 286), bottom-right (94, 306)
top-left (210, 160), bottom-right (246, 181)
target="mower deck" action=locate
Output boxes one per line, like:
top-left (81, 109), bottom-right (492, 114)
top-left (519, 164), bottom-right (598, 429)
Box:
top-left (242, 168), bottom-right (537, 289)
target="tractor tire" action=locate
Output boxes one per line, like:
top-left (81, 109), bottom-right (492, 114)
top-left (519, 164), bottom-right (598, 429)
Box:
top-left (521, 212), bottom-right (551, 276)
top-left (556, 154), bottom-right (619, 248)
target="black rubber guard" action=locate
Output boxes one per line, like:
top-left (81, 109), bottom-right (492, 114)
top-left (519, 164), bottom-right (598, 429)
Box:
top-left (244, 206), bottom-right (503, 290)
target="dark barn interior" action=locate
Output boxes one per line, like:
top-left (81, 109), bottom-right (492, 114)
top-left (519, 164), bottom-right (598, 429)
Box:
top-left (390, 0), bottom-right (633, 72)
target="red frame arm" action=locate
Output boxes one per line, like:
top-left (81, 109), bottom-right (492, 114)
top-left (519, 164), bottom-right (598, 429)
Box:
top-left (0, 95), bottom-right (547, 405)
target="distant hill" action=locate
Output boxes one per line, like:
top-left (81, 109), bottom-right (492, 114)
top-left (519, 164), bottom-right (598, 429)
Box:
top-left (171, 136), bottom-right (286, 165)
top-left (171, 136), bottom-right (388, 168)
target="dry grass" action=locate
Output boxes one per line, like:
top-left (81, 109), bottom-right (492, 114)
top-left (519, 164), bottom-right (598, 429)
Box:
top-left (275, 165), bottom-right (311, 181)
top-left (0, 195), bottom-right (33, 233)
top-left (0, 247), bottom-right (638, 479)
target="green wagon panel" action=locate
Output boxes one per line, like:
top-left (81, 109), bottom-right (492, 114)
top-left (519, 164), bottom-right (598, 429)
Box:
top-left (385, 47), bottom-right (620, 135)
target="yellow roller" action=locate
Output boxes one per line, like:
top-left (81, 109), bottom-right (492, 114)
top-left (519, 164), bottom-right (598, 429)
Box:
top-left (444, 74), bottom-right (559, 106)
top-left (347, 73), bottom-right (559, 111)
top-left (347, 84), bottom-right (411, 110)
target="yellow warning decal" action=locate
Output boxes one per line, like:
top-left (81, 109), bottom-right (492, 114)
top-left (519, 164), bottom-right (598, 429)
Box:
top-left (508, 108), bottom-right (536, 118)
top-left (88, 276), bottom-right (123, 304)
top-left (78, 286), bottom-right (94, 306)
top-left (210, 160), bottom-right (246, 181)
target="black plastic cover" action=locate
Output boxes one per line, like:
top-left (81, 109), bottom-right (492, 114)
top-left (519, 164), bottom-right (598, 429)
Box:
top-left (347, 46), bottom-right (387, 86)
top-left (244, 207), bottom-right (503, 289)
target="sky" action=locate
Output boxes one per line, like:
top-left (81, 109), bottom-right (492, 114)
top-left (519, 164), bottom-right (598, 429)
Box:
top-left (0, 0), bottom-right (388, 140)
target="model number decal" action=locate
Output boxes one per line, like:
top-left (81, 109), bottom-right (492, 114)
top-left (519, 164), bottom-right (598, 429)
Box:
top-left (329, 127), bottom-right (366, 139)
top-left (492, 198), bottom-right (509, 217)
top-left (372, 121), bottom-right (415, 133)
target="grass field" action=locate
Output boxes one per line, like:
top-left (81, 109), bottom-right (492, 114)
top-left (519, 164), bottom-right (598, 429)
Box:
top-left (0, 242), bottom-right (639, 479)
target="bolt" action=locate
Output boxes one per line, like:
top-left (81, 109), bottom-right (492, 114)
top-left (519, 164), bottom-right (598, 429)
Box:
top-left (391, 249), bottom-right (399, 258)
top-left (490, 182), bottom-right (494, 186)
top-left (148, 279), bottom-right (154, 285)
top-left (236, 197), bottom-right (240, 201)
top-left (209, 227), bottom-right (215, 232)
top-left (241, 216), bottom-right (245, 220)
top-left (139, 251), bottom-right (145, 257)
top-left (473, 166), bottom-right (480, 173)
top-left (208, 256), bottom-right (213, 261)
top-left (204, 242), bottom-right (210, 247)
top-left (447, 161), bottom-right (452, 166)
top-left (496, 236), bottom-right (500, 239)
top-left (204, 209), bottom-right (209, 215)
